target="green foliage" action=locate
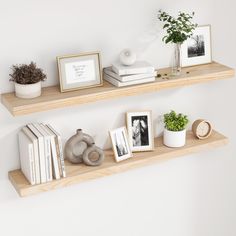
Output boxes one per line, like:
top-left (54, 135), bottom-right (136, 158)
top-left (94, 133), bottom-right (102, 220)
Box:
top-left (164, 110), bottom-right (189, 131)
top-left (9, 62), bottom-right (46, 85)
top-left (158, 10), bottom-right (197, 44)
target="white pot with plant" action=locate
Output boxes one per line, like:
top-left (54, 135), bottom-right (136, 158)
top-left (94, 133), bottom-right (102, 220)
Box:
top-left (163, 110), bottom-right (189, 148)
top-left (158, 10), bottom-right (197, 76)
top-left (9, 62), bottom-right (46, 99)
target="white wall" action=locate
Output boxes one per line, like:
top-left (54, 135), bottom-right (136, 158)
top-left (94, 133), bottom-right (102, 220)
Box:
top-left (0, 0), bottom-right (235, 235)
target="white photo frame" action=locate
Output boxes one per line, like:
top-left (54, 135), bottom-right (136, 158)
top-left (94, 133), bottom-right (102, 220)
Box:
top-left (126, 111), bottom-right (154, 152)
top-left (109, 127), bottom-right (133, 162)
top-left (181, 25), bottom-right (212, 67)
top-left (57, 52), bottom-right (103, 92)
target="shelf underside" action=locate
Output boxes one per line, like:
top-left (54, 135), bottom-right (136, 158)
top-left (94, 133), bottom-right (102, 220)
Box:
top-left (2, 62), bottom-right (234, 116)
top-left (9, 130), bottom-right (228, 197)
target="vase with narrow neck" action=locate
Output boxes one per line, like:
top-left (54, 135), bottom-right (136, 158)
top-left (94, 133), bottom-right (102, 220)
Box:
top-left (171, 43), bottom-right (182, 76)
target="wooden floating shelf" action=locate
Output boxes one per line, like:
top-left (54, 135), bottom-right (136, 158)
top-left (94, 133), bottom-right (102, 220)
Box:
top-left (9, 130), bottom-right (228, 197)
top-left (1, 62), bottom-right (234, 116)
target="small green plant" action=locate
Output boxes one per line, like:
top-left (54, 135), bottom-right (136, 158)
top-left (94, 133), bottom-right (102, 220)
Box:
top-left (158, 10), bottom-right (197, 44)
top-left (9, 62), bottom-right (46, 85)
top-left (164, 110), bottom-right (189, 131)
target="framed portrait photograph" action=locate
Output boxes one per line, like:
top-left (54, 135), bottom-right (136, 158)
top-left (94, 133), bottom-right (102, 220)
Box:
top-left (126, 111), bottom-right (154, 152)
top-left (181, 25), bottom-right (212, 67)
top-left (57, 52), bottom-right (103, 92)
top-left (109, 127), bottom-right (132, 162)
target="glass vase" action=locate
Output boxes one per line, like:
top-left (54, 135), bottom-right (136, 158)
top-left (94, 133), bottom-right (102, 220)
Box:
top-left (171, 43), bottom-right (182, 76)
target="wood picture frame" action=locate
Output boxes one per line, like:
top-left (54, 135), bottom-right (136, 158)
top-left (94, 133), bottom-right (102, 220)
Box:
top-left (57, 51), bottom-right (103, 92)
top-left (126, 111), bottom-right (154, 152)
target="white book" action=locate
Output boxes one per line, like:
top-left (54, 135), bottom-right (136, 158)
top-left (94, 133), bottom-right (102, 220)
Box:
top-left (18, 131), bottom-right (36, 185)
top-left (104, 73), bottom-right (155, 87)
top-left (22, 126), bottom-right (41, 184)
top-left (111, 61), bottom-right (155, 76)
top-left (33, 123), bottom-right (53, 182)
top-left (40, 124), bottom-right (60, 180)
top-left (27, 124), bottom-right (47, 183)
top-left (104, 67), bottom-right (156, 82)
top-left (46, 124), bottom-right (66, 178)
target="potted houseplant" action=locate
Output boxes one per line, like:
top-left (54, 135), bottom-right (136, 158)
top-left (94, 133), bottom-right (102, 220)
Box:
top-left (9, 62), bottom-right (46, 99)
top-left (163, 110), bottom-right (189, 147)
top-left (158, 10), bottom-right (197, 75)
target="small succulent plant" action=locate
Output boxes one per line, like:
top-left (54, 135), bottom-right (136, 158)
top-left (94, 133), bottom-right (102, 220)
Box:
top-left (9, 62), bottom-right (46, 85)
top-left (164, 110), bottom-right (189, 131)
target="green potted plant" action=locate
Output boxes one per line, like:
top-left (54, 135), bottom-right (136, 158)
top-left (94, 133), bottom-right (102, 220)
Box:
top-left (163, 110), bottom-right (189, 147)
top-left (9, 62), bottom-right (46, 99)
top-left (158, 10), bottom-right (197, 75)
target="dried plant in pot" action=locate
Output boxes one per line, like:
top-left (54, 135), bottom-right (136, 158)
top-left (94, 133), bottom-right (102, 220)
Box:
top-left (9, 62), bottom-right (46, 99)
top-left (163, 110), bottom-right (189, 147)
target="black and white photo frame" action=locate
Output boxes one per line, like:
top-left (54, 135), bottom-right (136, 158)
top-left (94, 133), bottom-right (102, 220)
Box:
top-left (109, 127), bottom-right (133, 162)
top-left (126, 111), bottom-right (154, 152)
top-left (181, 25), bottom-right (212, 67)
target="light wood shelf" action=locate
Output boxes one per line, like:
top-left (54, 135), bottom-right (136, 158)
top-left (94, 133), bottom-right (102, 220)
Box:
top-left (1, 62), bottom-right (234, 116)
top-left (9, 130), bottom-right (228, 197)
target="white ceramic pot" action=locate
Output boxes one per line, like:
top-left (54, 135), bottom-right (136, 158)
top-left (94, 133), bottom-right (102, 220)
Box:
top-left (163, 128), bottom-right (186, 148)
top-left (15, 81), bottom-right (41, 99)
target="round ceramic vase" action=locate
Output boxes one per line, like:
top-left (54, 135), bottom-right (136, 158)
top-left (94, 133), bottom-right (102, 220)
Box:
top-left (15, 81), bottom-right (41, 99)
top-left (163, 128), bottom-right (186, 148)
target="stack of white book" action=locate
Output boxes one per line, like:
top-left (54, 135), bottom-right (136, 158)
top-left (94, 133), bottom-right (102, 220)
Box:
top-left (18, 123), bottom-right (66, 185)
top-left (103, 61), bottom-right (156, 87)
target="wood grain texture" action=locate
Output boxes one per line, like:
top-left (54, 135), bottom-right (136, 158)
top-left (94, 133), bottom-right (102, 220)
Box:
top-left (8, 130), bottom-right (229, 197)
top-left (1, 62), bottom-right (234, 116)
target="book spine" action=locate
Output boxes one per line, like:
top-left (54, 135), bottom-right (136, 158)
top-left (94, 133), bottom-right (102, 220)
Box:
top-left (50, 137), bottom-right (60, 180)
top-left (45, 137), bottom-right (53, 181)
top-left (57, 136), bottom-right (66, 178)
top-left (38, 137), bottom-right (47, 183)
top-left (29, 144), bottom-right (36, 185)
top-left (119, 67), bottom-right (155, 76)
top-left (46, 124), bottom-right (66, 178)
top-left (104, 74), bottom-right (120, 87)
top-left (33, 140), bottom-right (41, 184)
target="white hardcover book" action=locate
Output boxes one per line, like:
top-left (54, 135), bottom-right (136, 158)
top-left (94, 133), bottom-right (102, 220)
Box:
top-left (111, 61), bottom-right (155, 76)
top-left (18, 131), bottom-right (36, 185)
top-left (27, 124), bottom-right (47, 183)
top-left (40, 124), bottom-right (60, 180)
top-left (33, 123), bottom-right (53, 182)
top-left (104, 67), bottom-right (156, 82)
top-left (46, 124), bottom-right (66, 178)
top-left (22, 126), bottom-right (41, 184)
top-left (104, 74), bottom-right (155, 87)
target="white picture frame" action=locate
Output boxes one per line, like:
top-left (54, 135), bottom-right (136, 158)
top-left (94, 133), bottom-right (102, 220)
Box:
top-left (57, 52), bottom-right (103, 92)
top-left (109, 127), bottom-right (133, 162)
top-left (126, 111), bottom-right (154, 152)
top-left (181, 25), bottom-right (212, 67)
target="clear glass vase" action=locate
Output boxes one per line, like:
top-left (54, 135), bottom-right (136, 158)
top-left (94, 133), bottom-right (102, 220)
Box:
top-left (171, 43), bottom-right (182, 76)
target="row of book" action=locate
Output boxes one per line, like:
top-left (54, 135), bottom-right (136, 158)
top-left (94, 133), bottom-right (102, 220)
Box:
top-left (19, 123), bottom-right (66, 185)
top-left (103, 61), bottom-right (157, 87)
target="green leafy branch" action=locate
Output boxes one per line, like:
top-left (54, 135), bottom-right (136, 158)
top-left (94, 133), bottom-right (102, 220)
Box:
top-left (158, 10), bottom-right (198, 44)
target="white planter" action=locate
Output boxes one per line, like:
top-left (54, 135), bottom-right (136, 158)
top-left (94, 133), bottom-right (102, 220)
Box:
top-left (163, 128), bottom-right (186, 148)
top-left (15, 81), bottom-right (41, 99)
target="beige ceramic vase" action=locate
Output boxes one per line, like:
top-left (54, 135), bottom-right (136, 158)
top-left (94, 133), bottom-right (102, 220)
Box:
top-left (65, 129), bottom-right (94, 164)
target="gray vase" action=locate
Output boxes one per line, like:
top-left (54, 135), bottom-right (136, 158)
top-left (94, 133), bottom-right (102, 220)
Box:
top-left (65, 129), bottom-right (94, 164)
top-left (82, 143), bottom-right (104, 166)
